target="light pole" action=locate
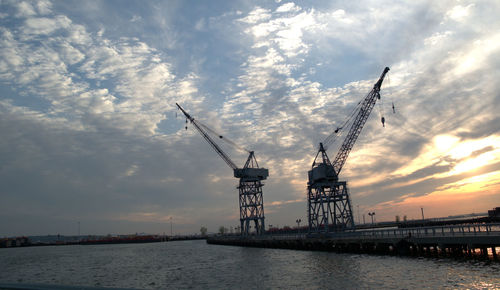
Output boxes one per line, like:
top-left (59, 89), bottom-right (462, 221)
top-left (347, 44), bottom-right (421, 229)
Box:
top-left (368, 212), bottom-right (375, 224)
top-left (170, 217), bottom-right (173, 236)
top-left (357, 205), bottom-right (360, 224)
top-left (296, 219), bottom-right (301, 234)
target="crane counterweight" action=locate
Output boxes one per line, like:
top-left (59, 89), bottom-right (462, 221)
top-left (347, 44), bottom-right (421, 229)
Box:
top-left (234, 168), bottom-right (269, 180)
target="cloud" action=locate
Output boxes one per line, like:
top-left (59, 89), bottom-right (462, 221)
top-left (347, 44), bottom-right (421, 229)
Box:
top-left (268, 198), bottom-right (304, 207)
top-left (15, 1), bottom-right (37, 17)
top-left (130, 15), bottom-right (142, 23)
top-left (1, 0), bottom-right (500, 236)
top-left (238, 7), bottom-right (271, 24)
top-left (23, 16), bottom-right (72, 36)
top-left (276, 3), bottom-right (301, 13)
top-left (446, 4), bottom-right (475, 22)
top-left (1, 5), bottom-right (200, 137)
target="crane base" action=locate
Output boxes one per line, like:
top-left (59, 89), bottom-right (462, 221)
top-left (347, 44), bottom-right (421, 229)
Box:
top-left (307, 180), bottom-right (355, 233)
top-left (239, 179), bottom-right (265, 235)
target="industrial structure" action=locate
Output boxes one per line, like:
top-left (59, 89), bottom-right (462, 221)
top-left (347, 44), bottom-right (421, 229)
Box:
top-left (176, 103), bottom-right (268, 235)
top-left (200, 68), bottom-right (500, 262)
top-left (307, 67), bottom-right (390, 234)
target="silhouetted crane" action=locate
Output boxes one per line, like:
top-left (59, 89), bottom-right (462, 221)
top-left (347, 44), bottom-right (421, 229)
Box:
top-left (176, 103), bottom-right (268, 235)
top-left (307, 67), bottom-right (390, 234)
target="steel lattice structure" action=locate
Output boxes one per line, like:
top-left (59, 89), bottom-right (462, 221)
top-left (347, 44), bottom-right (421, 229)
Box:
top-left (235, 151), bottom-right (267, 235)
top-left (308, 181), bottom-right (353, 232)
top-left (176, 103), bottom-right (268, 236)
top-left (238, 179), bottom-right (265, 234)
top-left (307, 67), bottom-right (389, 234)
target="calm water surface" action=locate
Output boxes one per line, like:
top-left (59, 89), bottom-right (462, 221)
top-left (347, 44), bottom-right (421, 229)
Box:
top-left (1, 240), bottom-right (499, 289)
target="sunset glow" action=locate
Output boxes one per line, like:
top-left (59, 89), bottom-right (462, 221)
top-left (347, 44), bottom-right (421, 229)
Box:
top-left (1, 0), bottom-right (499, 235)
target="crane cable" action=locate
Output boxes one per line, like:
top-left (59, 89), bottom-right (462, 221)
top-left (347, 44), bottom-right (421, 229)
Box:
top-left (195, 119), bottom-right (250, 153)
top-left (323, 93), bottom-right (366, 149)
top-left (323, 101), bottom-right (362, 148)
top-left (177, 104), bottom-right (251, 154)
top-left (324, 70), bottom-right (394, 149)
top-left (377, 86), bottom-right (385, 127)
top-left (386, 73), bottom-right (396, 114)
top-left (323, 111), bottom-right (356, 150)
top-left (377, 73), bottom-right (396, 128)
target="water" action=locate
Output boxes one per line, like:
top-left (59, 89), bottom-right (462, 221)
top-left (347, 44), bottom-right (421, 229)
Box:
top-left (1, 240), bottom-right (499, 289)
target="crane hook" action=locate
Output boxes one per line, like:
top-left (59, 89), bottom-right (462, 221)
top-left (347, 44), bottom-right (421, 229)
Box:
top-left (381, 116), bottom-right (385, 127)
top-left (392, 102), bottom-right (396, 114)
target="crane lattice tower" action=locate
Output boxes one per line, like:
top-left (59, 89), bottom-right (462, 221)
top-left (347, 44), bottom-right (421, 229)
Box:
top-left (235, 152), bottom-right (267, 235)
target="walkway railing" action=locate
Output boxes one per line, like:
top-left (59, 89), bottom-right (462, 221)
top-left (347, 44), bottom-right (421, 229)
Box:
top-left (224, 223), bottom-right (500, 241)
top-left (334, 223), bottom-right (500, 240)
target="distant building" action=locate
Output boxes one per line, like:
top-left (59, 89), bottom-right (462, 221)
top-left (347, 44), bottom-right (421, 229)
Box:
top-left (488, 207), bottom-right (500, 217)
top-left (0, 237), bottom-right (30, 248)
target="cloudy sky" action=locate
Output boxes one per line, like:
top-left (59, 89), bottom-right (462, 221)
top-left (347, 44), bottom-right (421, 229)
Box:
top-left (1, 0), bottom-right (499, 236)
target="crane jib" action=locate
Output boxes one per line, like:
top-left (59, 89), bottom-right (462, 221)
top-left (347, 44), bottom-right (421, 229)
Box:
top-left (332, 67), bottom-right (389, 176)
top-left (175, 102), bottom-right (268, 180)
top-left (309, 67), bottom-right (390, 184)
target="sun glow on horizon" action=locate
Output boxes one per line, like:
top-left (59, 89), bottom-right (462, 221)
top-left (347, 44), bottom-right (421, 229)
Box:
top-left (393, 134), bottom-right (500, 178)
top-left (443, 135), bottom-right (500, 176)
top-left (371, 171), bottom-right (500, 221)
top-left (362, 134), bottom-right (500, 218)
top-left (436, 171), bottom-right (500, 194)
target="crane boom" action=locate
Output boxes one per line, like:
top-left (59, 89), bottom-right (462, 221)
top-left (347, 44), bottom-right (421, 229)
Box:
top-left (332, 67), bottom-right (389, 175)
top-left (176, 103), bottom-right (238, 170)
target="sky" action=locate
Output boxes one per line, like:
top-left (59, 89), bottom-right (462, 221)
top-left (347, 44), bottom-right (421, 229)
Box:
top-left (1, 0), bottom-right (500, 236)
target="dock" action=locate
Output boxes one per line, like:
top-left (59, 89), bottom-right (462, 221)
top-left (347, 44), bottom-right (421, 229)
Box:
top-left (207, 223), bottom-right (500, 259)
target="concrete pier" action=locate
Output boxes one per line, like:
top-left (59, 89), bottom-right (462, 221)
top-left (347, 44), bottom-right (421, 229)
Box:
top-left (207, 223), bottom-right (500, 260)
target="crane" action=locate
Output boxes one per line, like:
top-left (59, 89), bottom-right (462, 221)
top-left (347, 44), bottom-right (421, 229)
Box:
top-left (307, 67), bottom-right (390, 234)
top-left (176, 103), bottom-right (269, 235)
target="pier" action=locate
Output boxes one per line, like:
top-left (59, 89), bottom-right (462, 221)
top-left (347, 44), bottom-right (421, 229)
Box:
top-left (207, 223), bottom-right (500, 259)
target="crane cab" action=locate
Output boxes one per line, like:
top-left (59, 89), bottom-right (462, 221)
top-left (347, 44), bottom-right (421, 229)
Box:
top-left (308, 163), bottom-right (337, 185)
top-left (234, 168), bottom-right (269, 180)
